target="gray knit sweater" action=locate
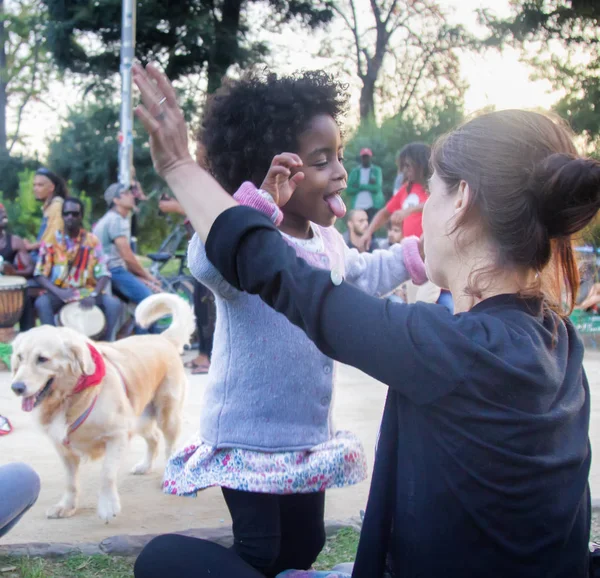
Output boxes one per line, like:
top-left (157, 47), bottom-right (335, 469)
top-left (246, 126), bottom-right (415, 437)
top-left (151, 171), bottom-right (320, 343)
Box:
top-left (189, 221), bottom-right (422, 451)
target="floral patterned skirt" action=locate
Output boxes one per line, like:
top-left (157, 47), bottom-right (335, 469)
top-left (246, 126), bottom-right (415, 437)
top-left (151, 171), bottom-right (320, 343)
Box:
top-left (163, 430), bottom-right (367, 496)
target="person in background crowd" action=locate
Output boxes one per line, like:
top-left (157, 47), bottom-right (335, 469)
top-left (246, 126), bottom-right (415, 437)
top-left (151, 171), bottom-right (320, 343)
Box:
top-left (392, 150), bottom-right (404, 196)
top-left (0, 204), bottom-right (33, 277)
top-left (94, 183), bottom-right (159, 299)
top-left (130, 166), bottom-right (148, 253)
top-left (34, 197), bottom-right (122, 341)
top-left (343, 209), bottom-right (377, 253)
top-left (377, 220), bottom-right (403, 250)
top-left (345, 148), bottom-right (384, 222)
top-left (359, 142), bottom-right (430, 252)
top-left (24, 168), bottom-right (68, 255)
top-left (0, 463), bottom-right (40, 539)
top-left (158, 195), bottom-right (215, 374)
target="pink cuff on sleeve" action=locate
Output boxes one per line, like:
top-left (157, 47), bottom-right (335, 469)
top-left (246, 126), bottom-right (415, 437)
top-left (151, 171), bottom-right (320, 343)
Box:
top-left (401, 236), bottom-right (428, 286)
top-left (233, 182), bottom-right (283, 226)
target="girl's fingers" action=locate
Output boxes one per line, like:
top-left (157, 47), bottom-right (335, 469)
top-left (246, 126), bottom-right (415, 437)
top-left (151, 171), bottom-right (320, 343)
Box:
top-left (272, 153), bottom-right (303, 169)
top-left (289, 171), bottom-right (305, 192)
top-left (146, 62), bottom-right (179, 109)
top-left (269, 166), bottom-right (291, 179)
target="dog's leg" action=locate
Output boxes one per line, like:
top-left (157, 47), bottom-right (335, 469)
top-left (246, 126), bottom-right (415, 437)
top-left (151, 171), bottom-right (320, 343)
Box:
top-left (131, 418), bottom-right (160, 475)
top-left (157, 396), bottom-right (182, 460)
top-left (47, 448), bottom-right (81, 519)
top-left (97, 433), bottom-right (127, 523)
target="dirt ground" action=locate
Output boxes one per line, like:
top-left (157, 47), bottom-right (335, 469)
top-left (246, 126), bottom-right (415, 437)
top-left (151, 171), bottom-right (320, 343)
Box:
top-left (0, 355), bottom-right (386, 545)
top-left (3, 350), bottom-right (600, 547)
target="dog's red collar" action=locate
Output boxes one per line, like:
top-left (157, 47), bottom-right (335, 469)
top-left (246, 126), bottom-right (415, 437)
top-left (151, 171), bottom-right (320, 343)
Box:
top-left (72, 344), bottom-right (106, 394)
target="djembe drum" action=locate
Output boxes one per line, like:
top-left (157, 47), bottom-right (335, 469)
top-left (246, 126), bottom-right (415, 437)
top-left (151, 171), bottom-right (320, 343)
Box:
top-left (0, 276), bottom-right (27, 328)
top-left (59, 301), bottom-right (106, 339)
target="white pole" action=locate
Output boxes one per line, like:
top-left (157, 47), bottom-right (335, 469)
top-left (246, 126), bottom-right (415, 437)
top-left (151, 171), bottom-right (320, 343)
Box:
top-left (118, 0), bottom-right (136, 187)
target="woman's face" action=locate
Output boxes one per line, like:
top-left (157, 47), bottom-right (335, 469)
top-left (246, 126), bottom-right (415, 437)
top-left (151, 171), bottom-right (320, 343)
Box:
top-left (422, 171), bottom-right (461, 289)
top-left (33, 175), bottom-right (55, 201)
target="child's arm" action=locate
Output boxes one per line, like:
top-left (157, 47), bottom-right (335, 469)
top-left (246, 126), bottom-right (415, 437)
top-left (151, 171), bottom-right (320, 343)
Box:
top-left (342, 234), bottom-right (427, 298)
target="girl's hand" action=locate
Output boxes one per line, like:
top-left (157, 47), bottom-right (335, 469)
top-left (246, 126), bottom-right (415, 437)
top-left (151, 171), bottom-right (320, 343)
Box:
top-left (260, 153), bottom-right (305, 207)
top-left (132, 62), bottom-right (195, 179)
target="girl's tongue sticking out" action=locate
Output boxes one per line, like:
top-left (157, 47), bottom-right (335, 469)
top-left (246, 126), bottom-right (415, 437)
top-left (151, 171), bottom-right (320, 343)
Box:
top-left (325, 193), bottom-right (346, 218)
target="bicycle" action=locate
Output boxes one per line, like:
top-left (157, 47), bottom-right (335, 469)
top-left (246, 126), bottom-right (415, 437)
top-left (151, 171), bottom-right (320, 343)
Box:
top-left (115, 219), bottom-right (197, 339)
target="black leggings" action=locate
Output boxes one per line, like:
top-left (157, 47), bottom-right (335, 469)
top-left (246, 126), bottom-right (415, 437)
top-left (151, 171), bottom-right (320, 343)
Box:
top-left (134, 489), bottom-right (326, 578)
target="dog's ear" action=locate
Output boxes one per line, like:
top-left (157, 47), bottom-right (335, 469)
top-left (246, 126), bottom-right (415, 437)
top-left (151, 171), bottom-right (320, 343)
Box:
top-left (68, 339), bottom-right (96, 376)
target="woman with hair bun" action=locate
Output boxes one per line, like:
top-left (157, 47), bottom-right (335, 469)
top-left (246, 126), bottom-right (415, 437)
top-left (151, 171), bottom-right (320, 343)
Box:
top-left (133, 60), bottom-right (598, 578)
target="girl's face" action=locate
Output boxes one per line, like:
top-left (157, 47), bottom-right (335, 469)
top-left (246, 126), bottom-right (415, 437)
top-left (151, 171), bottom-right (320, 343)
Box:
top-left (402, 158), bottom-right (422, 183)
top-left (422, 171), bottom-right (461, 289)
top-left (283, 115), bottom-right (348, 228)
top-left (33, 175), bottom-right (55, 201)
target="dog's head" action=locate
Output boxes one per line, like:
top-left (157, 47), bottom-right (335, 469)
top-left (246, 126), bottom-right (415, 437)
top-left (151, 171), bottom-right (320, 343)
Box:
top-left (11, 326), bottom-right (97, 412)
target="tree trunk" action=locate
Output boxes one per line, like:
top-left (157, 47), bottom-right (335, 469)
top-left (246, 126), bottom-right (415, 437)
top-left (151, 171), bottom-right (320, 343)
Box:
top-left (0, 0), bottom-right (8, 155)
top-left (206, 0), bottom-right (243, 94)
top-left (359, 75), bottom-right (377, 124)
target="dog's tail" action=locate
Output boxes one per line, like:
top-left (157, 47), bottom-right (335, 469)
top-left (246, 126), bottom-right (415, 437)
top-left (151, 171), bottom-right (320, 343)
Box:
top-left (134, 293), bottom-right (196, 353)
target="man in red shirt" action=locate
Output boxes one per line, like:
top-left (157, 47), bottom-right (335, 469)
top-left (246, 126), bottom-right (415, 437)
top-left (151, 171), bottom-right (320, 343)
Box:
top-left (358, 142), bottom-right (430, 251)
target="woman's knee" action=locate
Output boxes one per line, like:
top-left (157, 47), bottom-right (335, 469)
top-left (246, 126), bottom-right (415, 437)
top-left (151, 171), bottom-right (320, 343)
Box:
top-left (3, 463), bottom-right (41, 505)
top-left (135, 534), bottom-right (182, 578)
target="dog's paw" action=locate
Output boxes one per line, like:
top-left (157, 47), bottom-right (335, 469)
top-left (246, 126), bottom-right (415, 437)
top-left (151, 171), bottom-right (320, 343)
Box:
top-left (97, 491), bottom-right (121, 523)
top-left (130, 461), bottom-right (152, 476)
top-left (46, 503), bottom-right (77, 519)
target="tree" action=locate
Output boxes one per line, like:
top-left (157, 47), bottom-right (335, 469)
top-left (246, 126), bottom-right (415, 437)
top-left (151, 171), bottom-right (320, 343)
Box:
top-left (481, 0), bottom-right (600, 151)
top-left (328, 0), bottom-right (475, 123)
top-left (41, 0), bottom-right (334, 94)
top-left (0, 0), bottom-right (54, 154)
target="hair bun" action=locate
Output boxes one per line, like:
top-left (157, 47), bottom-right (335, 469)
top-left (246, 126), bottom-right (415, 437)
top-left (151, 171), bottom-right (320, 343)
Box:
top-left (533, 153), bottom-right (600, 238)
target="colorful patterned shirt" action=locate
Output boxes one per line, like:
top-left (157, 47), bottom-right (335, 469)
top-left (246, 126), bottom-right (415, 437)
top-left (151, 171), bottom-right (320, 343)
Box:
top-left (34, 229), bottom-right (110, 298)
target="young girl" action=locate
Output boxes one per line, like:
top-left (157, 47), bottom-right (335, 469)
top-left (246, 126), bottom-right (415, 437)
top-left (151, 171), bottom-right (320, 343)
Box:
top-left (134, 61), bottom-right (597, 578)
top-left (360, 142), bottom-right (430, 252)
top-left (143, 71), bottom-right (426, 578)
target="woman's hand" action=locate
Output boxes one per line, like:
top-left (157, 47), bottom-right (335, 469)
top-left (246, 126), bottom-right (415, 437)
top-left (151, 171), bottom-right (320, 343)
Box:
top-left (132, 62), bottom-right (195, 178)
top-left (260, 153), bottom-right (305, 207)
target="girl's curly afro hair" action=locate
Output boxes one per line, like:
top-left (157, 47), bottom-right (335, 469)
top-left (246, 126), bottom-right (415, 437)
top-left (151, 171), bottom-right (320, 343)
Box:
top-left (199, 70), bottom-right (348, 194)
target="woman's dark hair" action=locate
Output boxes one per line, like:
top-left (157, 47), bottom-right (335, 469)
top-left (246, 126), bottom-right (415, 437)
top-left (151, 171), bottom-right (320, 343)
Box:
top-left (398, 142), bottom-right (431, 190)
top-left (431, 109), bottom-right (600, 313)
top-left (62, 196), bottom-right (85, 218)
top-left (199, 71), bottom-right (348, 194)
top-left (35, 168), bottom-right (68, 199)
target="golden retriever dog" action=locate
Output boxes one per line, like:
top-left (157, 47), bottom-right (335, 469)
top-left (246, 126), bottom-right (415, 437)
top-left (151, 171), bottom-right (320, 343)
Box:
top-left (10, 293), bottom-right (195, 522)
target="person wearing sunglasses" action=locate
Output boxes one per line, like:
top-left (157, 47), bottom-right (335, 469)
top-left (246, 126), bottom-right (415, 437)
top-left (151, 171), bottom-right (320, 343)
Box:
top-left (33, 197), bottom-right (123, 341)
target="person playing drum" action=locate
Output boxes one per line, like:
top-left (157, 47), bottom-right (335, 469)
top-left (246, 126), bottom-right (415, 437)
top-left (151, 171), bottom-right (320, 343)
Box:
top-left (0, 204), bottom-right (33, 277)
top-left (33, 197), bottom-right (123, 341)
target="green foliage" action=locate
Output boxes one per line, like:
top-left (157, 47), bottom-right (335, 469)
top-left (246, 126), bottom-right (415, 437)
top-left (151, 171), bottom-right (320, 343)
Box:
top-left (481, 0), bottom-right (600, 152)
top-left (0, 169), bottom-right (40, 239)
top-left (41, 0), bottom-right (333, 94)
top-left (1, 0), bottom-right (55, 153)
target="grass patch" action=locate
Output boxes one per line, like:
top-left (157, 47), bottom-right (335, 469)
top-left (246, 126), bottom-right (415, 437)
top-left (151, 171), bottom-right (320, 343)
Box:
top-left (0, 528), bottom-right (360, 577)
top-left (0, 555), bottom-right (135, 578)
top-left (314, 527), bottom-right (360, 571)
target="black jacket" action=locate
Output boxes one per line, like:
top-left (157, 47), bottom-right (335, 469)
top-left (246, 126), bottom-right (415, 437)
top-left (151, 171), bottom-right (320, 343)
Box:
top-left (206, 206), bottom-right (591, 578)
